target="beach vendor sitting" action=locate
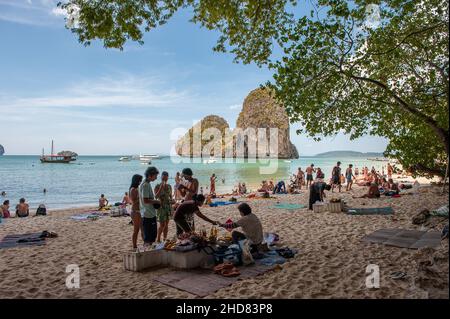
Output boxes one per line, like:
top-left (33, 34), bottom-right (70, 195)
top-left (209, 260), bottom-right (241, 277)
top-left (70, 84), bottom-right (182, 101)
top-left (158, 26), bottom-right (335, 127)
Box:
top-left (173, 194), bottom-right (218, 236)
top-left (308, 181), bottom-right (331, 210)
top-left (219, 203), bottom-right (263, 253)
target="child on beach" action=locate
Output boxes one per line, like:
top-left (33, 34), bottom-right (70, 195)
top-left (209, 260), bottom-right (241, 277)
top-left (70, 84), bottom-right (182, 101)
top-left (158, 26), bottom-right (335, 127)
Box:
top-left (16, 198), bottom-right (29, 217)
top-left (129, 174), bottom-right (143, 249)
top-left (155, 171), bottom-right (174, 243)
top-left (99, 194), bottom-right (109, 209)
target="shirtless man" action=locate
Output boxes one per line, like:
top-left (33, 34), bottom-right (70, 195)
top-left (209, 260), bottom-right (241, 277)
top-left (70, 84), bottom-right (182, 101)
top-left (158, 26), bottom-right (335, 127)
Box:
top-left (16, 198), bottom-right (29, 217)
top-left (305, 164), bottom-right (316, 188)
top-left (354, 183), bottom-right (380, 198)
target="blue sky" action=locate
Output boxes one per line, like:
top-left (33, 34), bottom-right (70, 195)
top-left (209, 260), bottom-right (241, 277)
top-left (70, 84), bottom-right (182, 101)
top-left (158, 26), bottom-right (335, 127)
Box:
top-left (0, 0), bottom-right (388, 156)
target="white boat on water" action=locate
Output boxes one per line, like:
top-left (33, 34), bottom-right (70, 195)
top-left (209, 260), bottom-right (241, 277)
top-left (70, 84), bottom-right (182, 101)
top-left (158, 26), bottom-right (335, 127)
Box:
top-left (139, 154), bottom-right (159, 161)
top-left (119, 156), bottom-right (130, 162)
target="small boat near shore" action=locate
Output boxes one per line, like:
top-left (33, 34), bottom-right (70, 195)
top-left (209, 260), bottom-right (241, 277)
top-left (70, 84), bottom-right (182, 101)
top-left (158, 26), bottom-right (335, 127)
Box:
top-left (119, 156), bottom-right (131, 162)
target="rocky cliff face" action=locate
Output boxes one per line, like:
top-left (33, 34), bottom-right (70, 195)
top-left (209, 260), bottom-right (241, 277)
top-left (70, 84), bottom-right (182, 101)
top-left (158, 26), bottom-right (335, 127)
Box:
top-left (175, 115), bottom-right (230, 157)
top-left (175, 88), bottom-right (299, 159)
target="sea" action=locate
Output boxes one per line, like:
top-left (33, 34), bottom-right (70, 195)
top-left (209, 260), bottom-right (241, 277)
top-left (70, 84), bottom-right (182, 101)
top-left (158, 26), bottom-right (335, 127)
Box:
top-left (0, 155), bottom-right (389, 210)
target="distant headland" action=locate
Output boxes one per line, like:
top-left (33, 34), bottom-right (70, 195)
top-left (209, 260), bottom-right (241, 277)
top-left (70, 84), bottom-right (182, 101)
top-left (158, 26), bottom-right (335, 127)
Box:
top-left (313, 150), bottom-right (384, 158)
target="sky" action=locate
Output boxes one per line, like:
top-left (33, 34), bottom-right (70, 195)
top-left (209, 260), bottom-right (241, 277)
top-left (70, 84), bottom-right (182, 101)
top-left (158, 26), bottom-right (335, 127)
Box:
top-left (0, 0), bottom-right (388, 156)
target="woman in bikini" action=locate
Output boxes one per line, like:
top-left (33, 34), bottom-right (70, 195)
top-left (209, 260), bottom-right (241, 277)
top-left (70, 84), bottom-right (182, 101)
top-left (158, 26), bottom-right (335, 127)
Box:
top-left (129, 174), bottom-right (143, 249)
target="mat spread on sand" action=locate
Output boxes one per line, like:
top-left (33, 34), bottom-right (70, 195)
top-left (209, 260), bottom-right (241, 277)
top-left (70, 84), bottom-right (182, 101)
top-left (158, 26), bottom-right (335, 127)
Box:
top-left (362, 228), bottom-right (441, 249)
top-left (70, 212), bottom-right (105, 220)
top-left (209, 201), bottom-right (238, 207)
top-left (154, 264), bottom-right (274, 297)
top-left (270, 203), bottom-right (305, 210)
top-left (347, 207), bottom-right (394, 215)
top-left (0, 232), bottom-right (46, 249)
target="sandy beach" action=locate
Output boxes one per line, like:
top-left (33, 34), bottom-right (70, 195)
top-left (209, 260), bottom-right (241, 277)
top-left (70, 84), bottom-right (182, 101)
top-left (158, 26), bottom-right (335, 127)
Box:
top-left (0, 182), bottom-right (448, 299)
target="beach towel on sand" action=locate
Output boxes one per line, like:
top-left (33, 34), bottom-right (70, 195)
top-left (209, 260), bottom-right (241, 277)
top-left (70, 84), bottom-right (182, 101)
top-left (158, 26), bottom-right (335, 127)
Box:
top-left (0, 232), bottom-right (47, 249)
top-left (70, 212), bottom-right (105, 220)
top-left (270, 203), bottom-right (305, 210)
top-left (209, 201), bottom-right (239, 207)
top-left (346, 207), bottom-right (394, 215)
top-left (362, 228), bottom-right (441, 249)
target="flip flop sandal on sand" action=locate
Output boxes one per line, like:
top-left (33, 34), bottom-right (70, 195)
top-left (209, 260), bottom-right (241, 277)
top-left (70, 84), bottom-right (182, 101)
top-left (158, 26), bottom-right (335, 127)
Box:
top-left (221, 268), bottom-right (240, 277)
top-left (390, 271), bottom-right (407, 280)
top-left (214, 263), bottom-right (234, 273)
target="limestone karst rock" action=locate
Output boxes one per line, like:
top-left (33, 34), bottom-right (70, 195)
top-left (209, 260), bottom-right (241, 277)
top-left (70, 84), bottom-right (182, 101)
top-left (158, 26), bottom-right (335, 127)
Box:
top-left (175, 88), bottom-right (299, 159)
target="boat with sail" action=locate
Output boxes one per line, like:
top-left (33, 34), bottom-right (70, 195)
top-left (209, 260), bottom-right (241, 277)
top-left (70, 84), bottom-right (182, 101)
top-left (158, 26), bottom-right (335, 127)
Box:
top-left (40, 140), bottom-right (77, 163)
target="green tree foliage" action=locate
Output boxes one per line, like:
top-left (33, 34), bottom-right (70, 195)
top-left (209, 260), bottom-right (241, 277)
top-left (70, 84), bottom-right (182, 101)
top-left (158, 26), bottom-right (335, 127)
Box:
top-left (60, 0), bottom-right (449, 176)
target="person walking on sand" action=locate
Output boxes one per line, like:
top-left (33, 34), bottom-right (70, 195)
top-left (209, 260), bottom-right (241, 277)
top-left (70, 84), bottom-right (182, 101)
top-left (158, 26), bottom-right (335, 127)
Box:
top-left (99, 194), bottom-right (109, 209)
top-left (16, 198), bottom-right (29, 217)
top-left (346, 164), bottom-right (355, 191)
top-left (387, 163), bottom-right (393, 179)
top-left (139, 167), bottom-right (161, 245)
top-left (155, 171), bottom-right (174, 243)
top-left (129, 174), bottom-right (144, 249)
top-left (210, 173), bottom-right (217, 195)
top-left (331, 161), bottom-right (342, 193)
top-left (306, 164), bottom-right (315, 188)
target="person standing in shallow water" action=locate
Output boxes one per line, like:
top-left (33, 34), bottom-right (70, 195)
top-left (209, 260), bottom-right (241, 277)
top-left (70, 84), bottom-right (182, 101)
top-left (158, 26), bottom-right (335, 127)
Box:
top-left (129, 174), bottom-right (143, 249)
top-left (155, 171), bottom-right (173, 243)
top-left (139, 167), bottom-right (160, 245)
top-left (210, 173), bottom-right (217, 196)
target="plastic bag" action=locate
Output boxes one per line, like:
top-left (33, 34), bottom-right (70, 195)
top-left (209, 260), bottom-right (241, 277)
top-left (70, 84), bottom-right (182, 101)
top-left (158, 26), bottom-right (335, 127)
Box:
top-left (239, 239), bottom-right (254, 266)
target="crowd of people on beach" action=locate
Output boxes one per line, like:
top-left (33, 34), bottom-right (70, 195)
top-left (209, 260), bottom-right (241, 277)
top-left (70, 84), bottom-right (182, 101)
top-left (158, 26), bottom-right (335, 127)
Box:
top-left (121, 167), bottom-right (263, 251)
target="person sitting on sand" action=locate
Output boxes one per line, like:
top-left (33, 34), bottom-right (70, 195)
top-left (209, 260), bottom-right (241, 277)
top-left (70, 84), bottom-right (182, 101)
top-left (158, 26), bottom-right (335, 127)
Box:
top-left (99, 194), bottom-right (109, 209)
top-left (268, 180), bottom-right (275, 192)
top-left (219, 203), bottom-right (263, 253)
top-left (178, 168), bottom-right (199, 201)
top-left (173, 194), bottom-right (217, 235)
top-left (122, 192), bottom-right (132, 206)
top-left (273, 181), bottom-right (287, 194)
top-left (129, 174), bottom-right (144, 250)
top-left (380, 177), bottom-right (390, 190)
top-left (155, 171), bottom-right (174, 243)
top-left (1, 200), bottom-right (11, 218)
top-left (240, 183), bottom-right (247, 194)
top-left (308, 181), bottom-right (331, 210)
top-left (257, 181), bottom-right (269, 192)
top-left (16, 198), bottom-right (29, 217)
top-left (354, 183), bottom-right (380, 198)
top-left (384, 178), bottom-right (400, 196)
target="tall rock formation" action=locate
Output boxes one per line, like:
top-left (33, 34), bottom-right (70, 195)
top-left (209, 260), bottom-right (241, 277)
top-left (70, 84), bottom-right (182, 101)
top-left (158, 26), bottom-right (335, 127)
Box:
top-left (175, 88), bottom-right (299, 159)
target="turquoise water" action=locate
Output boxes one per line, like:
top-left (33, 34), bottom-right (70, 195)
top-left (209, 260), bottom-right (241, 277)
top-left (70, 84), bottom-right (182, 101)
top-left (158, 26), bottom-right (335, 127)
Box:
top-left (0, 155), bottom-right (387, 209)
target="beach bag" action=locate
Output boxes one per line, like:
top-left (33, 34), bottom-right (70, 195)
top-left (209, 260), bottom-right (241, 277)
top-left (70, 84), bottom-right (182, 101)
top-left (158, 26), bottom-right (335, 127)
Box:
top-left (239, 240), bottom-right (254, 266)
top-left (36, 204), bottom-right (47, 216)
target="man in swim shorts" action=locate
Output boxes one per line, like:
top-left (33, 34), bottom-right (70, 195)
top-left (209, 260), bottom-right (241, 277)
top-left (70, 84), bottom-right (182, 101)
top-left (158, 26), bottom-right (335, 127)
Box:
top-left (305, 164), bottom-right (315, 188)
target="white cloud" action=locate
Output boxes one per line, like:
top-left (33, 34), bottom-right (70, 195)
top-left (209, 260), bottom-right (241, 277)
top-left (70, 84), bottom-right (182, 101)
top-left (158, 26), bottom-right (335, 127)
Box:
top-left (0, 74), bottom-right (192, 110)
top-left (229, 104), bottom-right (241, 110)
